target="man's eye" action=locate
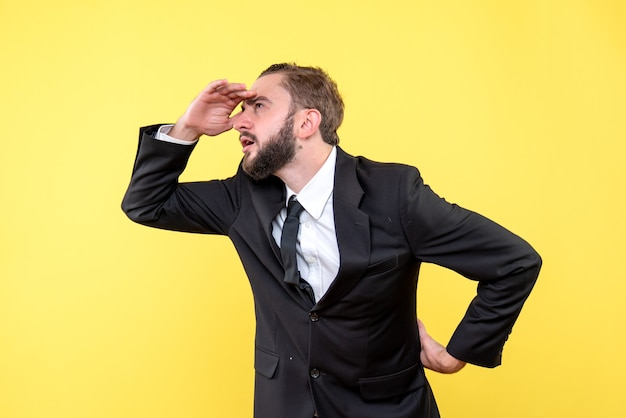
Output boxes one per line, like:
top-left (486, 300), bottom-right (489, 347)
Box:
top-left (255, 103), bottom-right (264, 109)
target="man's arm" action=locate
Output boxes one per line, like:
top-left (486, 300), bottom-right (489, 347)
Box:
top-left (402, 167), bottom-right (541, 368)
top-left (121, 80), bottom-right (256, 233)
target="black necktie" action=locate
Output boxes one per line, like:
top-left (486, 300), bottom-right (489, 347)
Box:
top-left (281, 196), bottom-right (304, 285)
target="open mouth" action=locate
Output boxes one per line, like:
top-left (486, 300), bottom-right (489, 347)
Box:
top-left (240, 135), bottom-right (256, 152)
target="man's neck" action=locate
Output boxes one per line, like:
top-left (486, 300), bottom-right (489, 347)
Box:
top-left (275, 143), bottom-right (334, 193)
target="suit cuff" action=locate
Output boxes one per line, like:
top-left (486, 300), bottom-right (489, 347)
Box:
top-left (155, 124), bottom-right (198, 145)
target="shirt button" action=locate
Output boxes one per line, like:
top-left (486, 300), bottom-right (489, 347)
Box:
top-left (309, 312), bottom-right (319, 322)
top-left (310, 368), bottom-right (320, 379)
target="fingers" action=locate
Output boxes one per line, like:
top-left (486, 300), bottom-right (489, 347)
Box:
top-left (417, 319), bottom-right (429, 342)
top-left (417, 318), bottom-right (466, 374)
top-left (418, 320), bottom-right (440, 351)
top-left (205, 78), bottom-right (229, 91)
top-left (203, 79), bottom-right (256, 101)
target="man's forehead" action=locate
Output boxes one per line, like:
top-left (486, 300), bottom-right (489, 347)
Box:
top-left (251, 73), bottom-right (290, 99)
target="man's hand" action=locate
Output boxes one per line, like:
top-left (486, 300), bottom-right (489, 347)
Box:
top-left (418, 319), bottom-right (466, 374)
top-left (169, 79), bottom-right (257, 141)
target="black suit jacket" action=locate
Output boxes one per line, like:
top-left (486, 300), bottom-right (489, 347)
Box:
top-left (122, 125), bottom-right (541, 418)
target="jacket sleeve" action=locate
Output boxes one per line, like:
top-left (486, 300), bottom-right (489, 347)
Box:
top-left (121, 125), bottom-right (240, 235)
top-left (400, 167), bottom-right (542, 368)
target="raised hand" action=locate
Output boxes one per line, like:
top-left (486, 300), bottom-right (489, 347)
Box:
top-left (169, 79), bottom-right (257, 141)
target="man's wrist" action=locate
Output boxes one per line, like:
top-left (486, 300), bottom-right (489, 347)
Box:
top-left (168, 123), bottom-right (201, 142)
top-left (442, 350), bottom-right (466, 373)
top-left (156, 124), bottom-right (198, 145)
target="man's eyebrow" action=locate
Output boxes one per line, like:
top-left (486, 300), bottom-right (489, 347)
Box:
top-left (243, 96), bottom-right (271, 107)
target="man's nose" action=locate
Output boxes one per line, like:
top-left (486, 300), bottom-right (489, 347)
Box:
top-left (232, 111), bottom-right (251, 132)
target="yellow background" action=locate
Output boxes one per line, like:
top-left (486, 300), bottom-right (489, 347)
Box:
top-left (1, 0), bottom-right (625, 417)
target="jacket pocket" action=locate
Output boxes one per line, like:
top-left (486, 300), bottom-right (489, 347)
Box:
top-left (254, 347), bottom-right (279, 379)
top-left (358, 362), bottom-right (425, 401)
top-left (363, 254), bottom-right (399, 277)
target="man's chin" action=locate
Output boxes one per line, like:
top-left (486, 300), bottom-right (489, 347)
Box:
top-left (242, 159), bottom-right (270, 181)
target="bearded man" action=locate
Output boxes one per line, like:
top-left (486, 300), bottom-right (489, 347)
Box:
top-left (122, 63), bottom-right (541, 418)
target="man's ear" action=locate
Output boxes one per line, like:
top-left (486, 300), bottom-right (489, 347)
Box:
top-left (295, 109), bottom-right (322, 139)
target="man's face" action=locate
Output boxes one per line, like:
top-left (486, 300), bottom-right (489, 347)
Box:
top-left (233, 73), bottom-right (297, 180)
top-left (241, 113), bottom-right (296, 181)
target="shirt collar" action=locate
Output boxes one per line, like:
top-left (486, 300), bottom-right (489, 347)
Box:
top-left (284, 146), bottom-right (337, 220)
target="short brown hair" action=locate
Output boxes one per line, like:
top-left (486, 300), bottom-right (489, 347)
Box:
top-left (259, 63), bottom-right (344, 145)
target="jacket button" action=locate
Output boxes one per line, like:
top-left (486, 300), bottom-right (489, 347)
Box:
top-left (309, 312), bottom-right (319, 322)
top-left (310, 368), bottom-right (320, 379)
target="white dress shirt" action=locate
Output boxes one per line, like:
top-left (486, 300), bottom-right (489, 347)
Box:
top-left (270, 147), bottom-right (339, 302)
top-left (155, 126), bottom-right (340, 302)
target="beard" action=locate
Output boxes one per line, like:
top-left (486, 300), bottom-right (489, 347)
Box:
top-left (242, 115), bottom-right (296, 181)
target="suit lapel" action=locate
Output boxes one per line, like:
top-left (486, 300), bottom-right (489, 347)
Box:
top-left (249, 174), bottom-right (319, 309)
top-left (246, 149), bottom-right (372, 311)
top-left (249, 174), bottom-right (285, 261)
top-left (316, 147), bottom-right (371, 310)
